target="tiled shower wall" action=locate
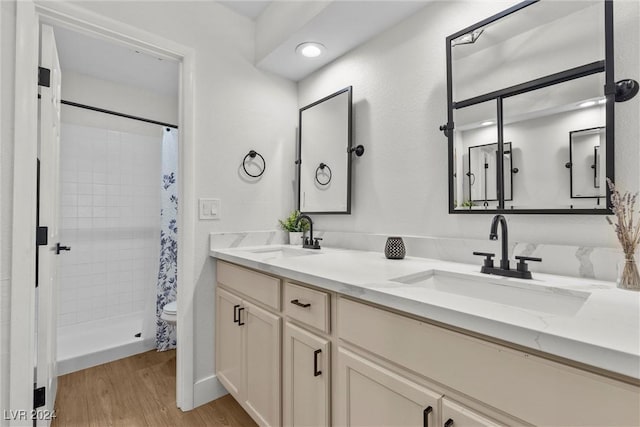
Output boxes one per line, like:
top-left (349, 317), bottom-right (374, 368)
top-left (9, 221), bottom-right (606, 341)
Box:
top-left (58, 122), bottom-right (161, 327)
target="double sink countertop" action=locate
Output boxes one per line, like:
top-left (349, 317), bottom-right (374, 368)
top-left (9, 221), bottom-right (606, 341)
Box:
top-left (210, 244), bottom-right (640, 381)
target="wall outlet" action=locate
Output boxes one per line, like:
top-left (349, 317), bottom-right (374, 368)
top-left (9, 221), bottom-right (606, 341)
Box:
top-left (199, 198), bottom-right (221, 220)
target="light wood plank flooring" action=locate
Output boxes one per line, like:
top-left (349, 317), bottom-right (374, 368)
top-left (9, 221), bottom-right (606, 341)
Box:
top-left (52, 350), bottom-right (257, 427)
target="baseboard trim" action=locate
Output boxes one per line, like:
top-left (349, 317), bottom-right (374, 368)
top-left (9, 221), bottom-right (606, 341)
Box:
top-left (193, 374), bottom-right (228, 408)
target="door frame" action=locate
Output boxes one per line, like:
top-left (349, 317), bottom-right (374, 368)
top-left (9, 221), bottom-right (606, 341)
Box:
top-left (10, 0), bottom-right (198, 415)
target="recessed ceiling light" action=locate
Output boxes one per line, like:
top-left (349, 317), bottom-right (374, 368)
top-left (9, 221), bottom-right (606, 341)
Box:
top-left (481, 121), bottom-right (494, 126)
top-left (598, 98), bottom-right (607, 104)
top-left (579, 100), bottom-right (596, 108)
top-left (296, 42), bottom-right (325, 58)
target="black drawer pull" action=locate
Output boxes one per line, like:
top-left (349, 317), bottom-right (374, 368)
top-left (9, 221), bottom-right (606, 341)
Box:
top-left (233, 304), bottom-right (240, 324)
top-left (238, 307), bottom-right (245, 326)
top-left (423, 406), bottom-right (432, 427)
top-left (291, 299), bottom-right (311, 308)
top-left (313, 349), bottom-right (322, 376)
top-left (444, 418), bottom-right (454, 427)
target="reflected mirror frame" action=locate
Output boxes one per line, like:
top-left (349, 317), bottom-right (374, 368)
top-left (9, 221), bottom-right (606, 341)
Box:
top-left (297, 86), bottom-right (353, 215)
top-left (569, 126), bottom-right (605, 200)
top-left (467, 142), bottom-right (513, 203)
top-left (445, 0), bottom-right (615, 214)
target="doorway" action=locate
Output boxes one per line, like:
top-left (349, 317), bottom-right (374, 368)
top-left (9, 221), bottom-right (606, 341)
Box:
top-left (11, 2), bottom-right (197, 421)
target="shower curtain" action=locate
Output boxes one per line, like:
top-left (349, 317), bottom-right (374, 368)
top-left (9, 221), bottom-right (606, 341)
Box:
top-left (156, 127), bottom-right (178, 351)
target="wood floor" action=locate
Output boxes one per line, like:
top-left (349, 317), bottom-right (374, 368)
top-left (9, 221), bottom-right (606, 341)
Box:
top-left (52, 350), bottom-right (257, 427)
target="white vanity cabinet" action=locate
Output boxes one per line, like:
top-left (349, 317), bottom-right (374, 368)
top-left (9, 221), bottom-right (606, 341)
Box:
top-left (215, 262), bottom-right (282, 427)
top-left (214, 259), bottom-right (640, 427)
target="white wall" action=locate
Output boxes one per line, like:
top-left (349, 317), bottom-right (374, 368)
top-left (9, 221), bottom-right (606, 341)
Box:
top-left (0, 1), bottom-right (16, 424)
top-left (64, 0), bottom-right (299, 397)
top-left (298, 0), bottom-right (640, 249)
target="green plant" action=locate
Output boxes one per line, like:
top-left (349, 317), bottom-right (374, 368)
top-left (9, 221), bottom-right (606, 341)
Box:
top-left (278, 210), bottom-right (310, 232)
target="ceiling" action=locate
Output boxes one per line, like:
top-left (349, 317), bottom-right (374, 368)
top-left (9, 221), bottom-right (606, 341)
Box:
top-left (218, 1), bottom-right (271, 20)
top-left (219, 0), bottom-right (431, 81)
top-left (52, 25), bottom-right (180, 98)
top-left (52, 1), bottom-right (430, 92)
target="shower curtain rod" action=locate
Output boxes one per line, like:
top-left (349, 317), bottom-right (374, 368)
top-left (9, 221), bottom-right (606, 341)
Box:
top-left (61, 100), bottom-right (178, 129)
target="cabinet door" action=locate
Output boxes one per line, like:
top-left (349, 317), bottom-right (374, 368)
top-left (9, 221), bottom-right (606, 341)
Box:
top-left (283, 322), bottom-right (330, 427)
top-left (215, 287), bottom-right (243, 397)
top-left (442, 398), bottom-right (503, 427)
top-left (336, 347), bottom-right (442, 427)
top-left (244, 300), bottom-right (282, 427)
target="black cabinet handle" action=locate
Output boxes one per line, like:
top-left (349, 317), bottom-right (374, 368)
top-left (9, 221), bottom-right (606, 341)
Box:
top-left (238, 307), bottom-right (245, 326)
top-left (233, 304), bottom-right (240, 324)
top-left (444, 418), bottom-right (454, 427)
top-left (56, 243), bottom-right (71, 255)
top-left (291, 299), bottom-right (311, 308)
top-left (313, 349), bottom-right (322, 376)
top-left (423, 406), bottom-right (433, 427)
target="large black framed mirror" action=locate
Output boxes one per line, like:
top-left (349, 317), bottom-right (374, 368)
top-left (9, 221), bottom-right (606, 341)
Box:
top-left (445, 0), bottom-right (614, 214)
top-left (298, 87), bottom-right (353, 214)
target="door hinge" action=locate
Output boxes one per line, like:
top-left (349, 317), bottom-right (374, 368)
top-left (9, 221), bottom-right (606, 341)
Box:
top-left (33, 387), bottom-right (45, 409)
top-left (38, 67), bottom-right (51, 88)
top-left (36, 226), bottom-right (48, 246)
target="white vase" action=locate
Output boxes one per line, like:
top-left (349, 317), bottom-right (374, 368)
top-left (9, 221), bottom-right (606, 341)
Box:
top-left (289, 231), bottom-right (304, 246)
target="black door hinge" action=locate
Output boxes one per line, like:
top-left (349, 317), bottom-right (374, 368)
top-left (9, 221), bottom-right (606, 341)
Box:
top-left (38, 67), bottom-right (51, 88)
top-left (36, 226), bottom-right (48, 246)
top-left (34, 386), bottom-right (45, 409)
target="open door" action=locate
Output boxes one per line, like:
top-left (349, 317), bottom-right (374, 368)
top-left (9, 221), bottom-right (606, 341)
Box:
top-left (36, 23), bottom-right (63, 425)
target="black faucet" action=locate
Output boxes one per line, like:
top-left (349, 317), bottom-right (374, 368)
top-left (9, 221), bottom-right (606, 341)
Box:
top-left (490, 214), bottom-right (510, 270)
top-left (473, 214), bottom-right (542, 279)
top-left (295, 214), bottom-right (322, 249)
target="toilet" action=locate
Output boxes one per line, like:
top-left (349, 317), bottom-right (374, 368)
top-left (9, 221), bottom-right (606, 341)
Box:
top-left (161, 301), bottom-right (177, 325)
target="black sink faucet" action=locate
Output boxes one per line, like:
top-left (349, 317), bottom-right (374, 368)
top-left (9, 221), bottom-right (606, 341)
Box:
top-left (473, 214), bottom-right (542, 279)
top-left (490, 214), bottom-right (509, 270)
top-left (295, 214), bottom-right (322, 249)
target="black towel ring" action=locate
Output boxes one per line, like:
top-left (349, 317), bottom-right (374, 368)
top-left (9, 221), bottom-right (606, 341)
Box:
top-left (242, 150), bottom-right (266, 178)
top-left (315, 163), bottom-right (332, 186)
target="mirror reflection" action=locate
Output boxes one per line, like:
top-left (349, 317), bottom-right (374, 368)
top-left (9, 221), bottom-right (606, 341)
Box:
top-left (569, 127), bottom-right (605, 199)
top-left (468, 142), bottom-right (513, 205)
top-left (298, 87), bottom-right (352, 214)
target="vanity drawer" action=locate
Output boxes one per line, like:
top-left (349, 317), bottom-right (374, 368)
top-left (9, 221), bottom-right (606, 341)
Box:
top-left (217, 261), bottom-right (280, 310)
top-left (284, 281), bottom-right (330, 333)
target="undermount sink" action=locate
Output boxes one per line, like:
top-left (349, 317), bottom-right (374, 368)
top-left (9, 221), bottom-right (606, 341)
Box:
top-left (390, 270), bottom-right (591, 316)
top-left (241, 246), bottom-right (319, 261)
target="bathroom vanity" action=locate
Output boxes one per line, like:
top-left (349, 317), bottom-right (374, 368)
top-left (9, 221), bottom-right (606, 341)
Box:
top-left (211, 245), bottom-right (640, 427)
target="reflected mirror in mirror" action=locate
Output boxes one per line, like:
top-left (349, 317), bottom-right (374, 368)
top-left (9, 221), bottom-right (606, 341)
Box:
top-left (298, 87), bottom-right (352, 214)
top-left (452, 1), bottom-right (604, 102)
top-left (468, 142), bottom-right (513, 204)
top-left (452, 100), bottom-right (498, 210)
top-left (569, 127), bottom-right (605, 199)
top-left (502, 73), bottom-right (607, 210)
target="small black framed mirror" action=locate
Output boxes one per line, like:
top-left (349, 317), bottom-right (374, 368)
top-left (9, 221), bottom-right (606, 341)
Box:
top-left (298, 86), bottom-right (353, 214)
top-left (569, 127), bottom-right (605, 199)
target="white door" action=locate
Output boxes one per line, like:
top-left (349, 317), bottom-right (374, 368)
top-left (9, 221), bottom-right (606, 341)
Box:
top-left (36, 23), bottom-right (62, 425)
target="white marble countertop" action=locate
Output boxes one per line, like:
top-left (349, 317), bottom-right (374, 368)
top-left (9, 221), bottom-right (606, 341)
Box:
top-left (210, 244), bottom-right (640, 380)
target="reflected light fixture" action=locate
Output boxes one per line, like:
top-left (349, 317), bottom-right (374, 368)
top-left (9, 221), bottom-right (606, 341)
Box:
top-left (481, 120), bottom-right (494, 126)
top-left (598, 98), bottom-right (607, 104)
top-left (452, 28), bottom-right (484, 47)
top-left (579, 100), bottom-right (596, 108)
top-left (296, 42), bottom-right (325, 58)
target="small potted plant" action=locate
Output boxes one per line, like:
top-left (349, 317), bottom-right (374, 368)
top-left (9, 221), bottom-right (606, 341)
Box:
top-left (278, 210), bottom-right (310, 245)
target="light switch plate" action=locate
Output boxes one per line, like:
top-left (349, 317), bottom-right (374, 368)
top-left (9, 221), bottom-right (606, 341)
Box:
top-left (199, 198), bottom-right (221, 220)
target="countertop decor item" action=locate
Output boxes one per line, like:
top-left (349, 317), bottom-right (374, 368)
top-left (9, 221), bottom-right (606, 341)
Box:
top-left (385, 236), bottom-right (406, 260)
top-left (278, 210), bottom-right (310, 244)
top-left (606, 179), bottom-right (640, 291)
